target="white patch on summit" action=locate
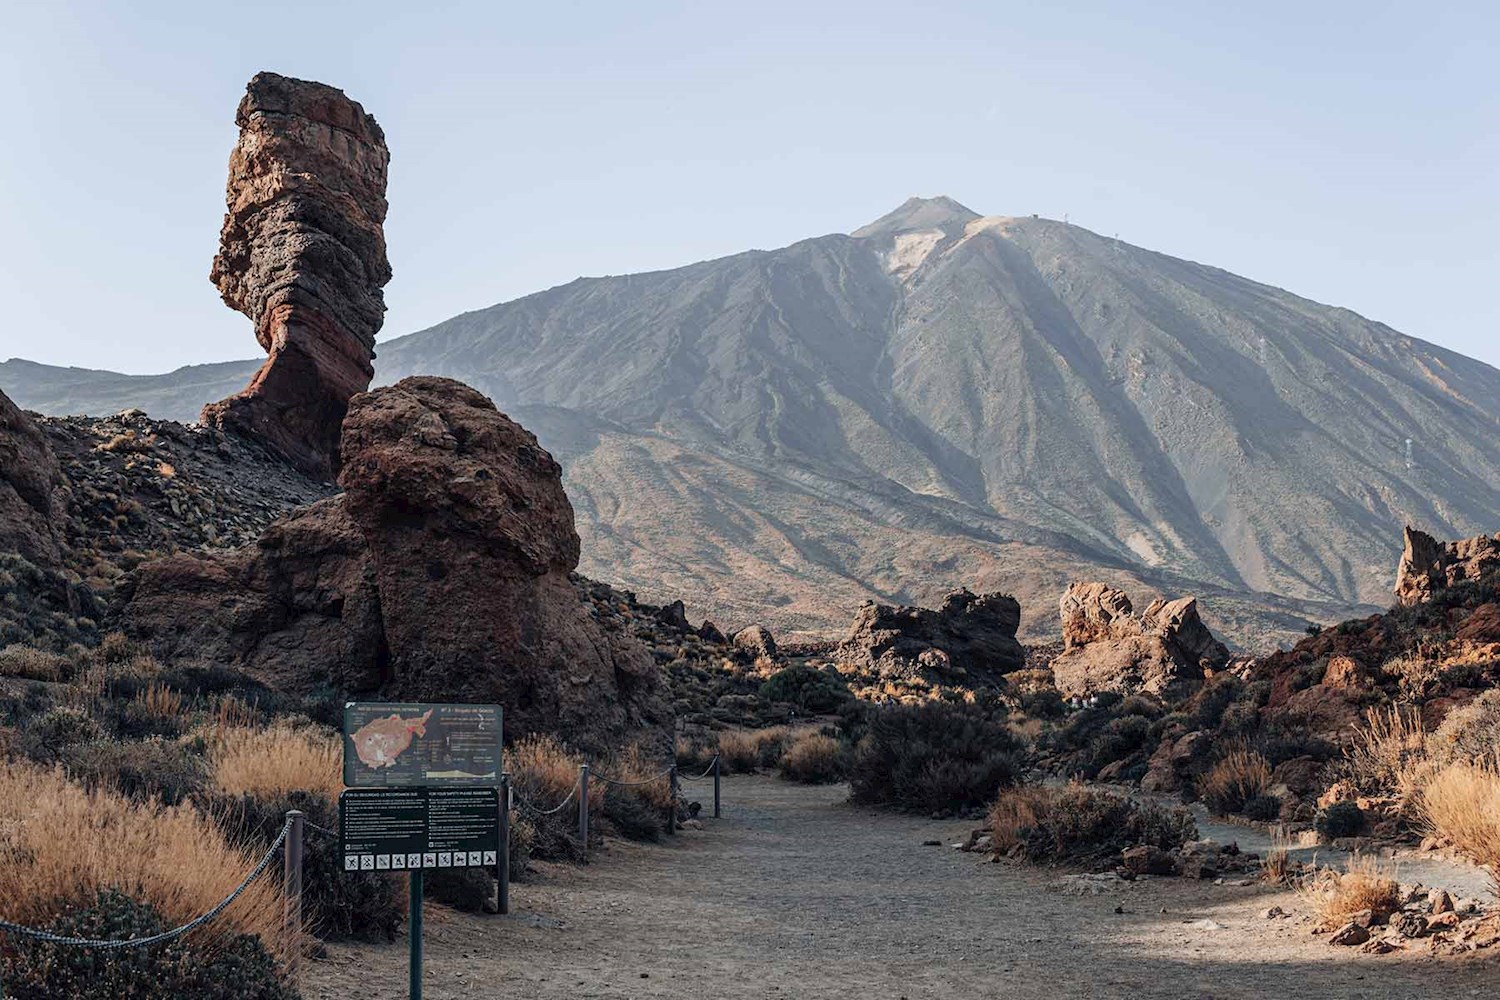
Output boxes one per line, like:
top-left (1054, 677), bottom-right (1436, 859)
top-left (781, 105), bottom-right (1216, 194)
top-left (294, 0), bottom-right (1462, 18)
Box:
top-left (881, 229), bottom-right (944, 280)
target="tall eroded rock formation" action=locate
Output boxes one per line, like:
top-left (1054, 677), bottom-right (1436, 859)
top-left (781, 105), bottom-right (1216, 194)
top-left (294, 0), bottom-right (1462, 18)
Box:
top-left (201, 72), bottom-right (391, 480)
top-left (834, 589), bottom-right (1024, 686)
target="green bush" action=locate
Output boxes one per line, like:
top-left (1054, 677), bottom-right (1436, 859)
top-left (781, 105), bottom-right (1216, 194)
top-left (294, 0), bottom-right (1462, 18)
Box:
top-left (601, 785), bottom-right (663, 842)
top-left (1315, 800), bottom-right (1367, 840)
top-left (19, 707), bottom-right (103, 763)
top-left (848, 701), bottom-right (1020, 813)
top-left (2, 889), bottom-right (295, 1000)
top-left (206, 791), bottom-right (404, 942)
top-left (61, 737), bottom-right (207, 805)
top-left (758, 666), bottom-right (849, 714)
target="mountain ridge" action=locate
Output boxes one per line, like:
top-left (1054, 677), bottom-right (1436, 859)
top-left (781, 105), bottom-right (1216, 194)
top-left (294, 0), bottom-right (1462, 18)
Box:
top-left (6, 198), bottom-right (1498, 648)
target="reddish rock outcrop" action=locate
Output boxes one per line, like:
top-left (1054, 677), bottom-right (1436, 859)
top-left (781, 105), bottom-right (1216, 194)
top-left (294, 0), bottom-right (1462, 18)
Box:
top-left (0, 389), bottom-right (67, 568)
top-left (1051, 582), bottom-right (1229, 699)
top-left (1395, 526), bottom-right (1500, 607)
top-left (834, 589), bottom-right (1024, 685)
top-left (126, 377), bottom-right (669, 752)
top-left (201, 72), bottom-right (392, 481)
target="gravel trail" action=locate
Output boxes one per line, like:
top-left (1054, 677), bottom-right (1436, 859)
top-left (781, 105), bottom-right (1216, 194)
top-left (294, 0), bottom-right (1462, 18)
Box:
top-left (304, 775), bottom-right (1495, 999)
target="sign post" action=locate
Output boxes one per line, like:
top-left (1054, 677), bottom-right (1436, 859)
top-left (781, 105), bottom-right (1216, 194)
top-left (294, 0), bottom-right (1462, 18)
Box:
top-left (341, 702), bottom-right (502, 1000)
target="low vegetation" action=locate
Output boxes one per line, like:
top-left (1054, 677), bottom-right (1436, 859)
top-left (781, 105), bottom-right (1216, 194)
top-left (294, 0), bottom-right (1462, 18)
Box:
top-left (987, 783), bottom-right (1197, 864)
top-left (1419, 757), bottom-right (1500, 892)
top-left (848, 700), bottom-right (1020, 814)
top-left (779, 732), bottom-right (847, 784)
top-left (1295, 855), bottom-right (1401, 931)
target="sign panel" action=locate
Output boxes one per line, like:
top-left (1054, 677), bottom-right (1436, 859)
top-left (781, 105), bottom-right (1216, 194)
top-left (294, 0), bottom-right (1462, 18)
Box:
top-left (342, 702), bottom-right (502, 788)
top-left (340, 787), bottom-right (501, 872)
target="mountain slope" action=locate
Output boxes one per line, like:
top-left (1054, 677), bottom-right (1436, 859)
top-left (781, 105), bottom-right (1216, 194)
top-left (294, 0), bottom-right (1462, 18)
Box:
top-left (8, 197), bottom-right (1499, 647)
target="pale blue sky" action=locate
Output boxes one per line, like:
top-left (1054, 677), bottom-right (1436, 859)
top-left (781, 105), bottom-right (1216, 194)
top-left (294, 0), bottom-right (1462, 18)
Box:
top-left (1, 0), bottom-right (1496, 373)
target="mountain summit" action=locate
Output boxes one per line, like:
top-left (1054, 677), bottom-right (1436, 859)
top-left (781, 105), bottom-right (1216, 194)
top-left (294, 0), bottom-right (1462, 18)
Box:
top-left (7, 200), bottom-right (1499, 646)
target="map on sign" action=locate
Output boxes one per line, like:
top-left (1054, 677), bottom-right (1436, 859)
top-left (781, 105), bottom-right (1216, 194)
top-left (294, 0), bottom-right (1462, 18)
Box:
top-left (342, 702), bottom-right (502, 788)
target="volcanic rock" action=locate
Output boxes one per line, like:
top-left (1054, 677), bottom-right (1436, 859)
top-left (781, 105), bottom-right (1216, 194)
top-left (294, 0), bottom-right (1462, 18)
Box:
top-left (125, 377), bottom-right (670, 752)
top-left (0, 388), bottom-right (67, 568)
top-left (1051, 583), bottom-right (1228, 699)
top-left (201, 72), bottom-right (392, 480)
top-left (1395, 526), bottom-right (1500, 607)
top-left (732, 624), bottom-right (778, 661)
top-left (833, 589), bottom-right (1024, 685)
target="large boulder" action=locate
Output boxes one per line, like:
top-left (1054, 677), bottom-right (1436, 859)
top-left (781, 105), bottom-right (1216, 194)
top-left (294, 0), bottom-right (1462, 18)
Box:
top-left (1051, 582), bottom-right (1228, 699)
top-left (125, 377), bottom-right (670, 753)
top-left (0, 389), bottom-right (67, 568)
top-left (201, 72), bottom-right (392, 481)
top-left (834, 588), bottom-right (1024, 685)
top-left (1395, 526), bottom-right (1500, 607)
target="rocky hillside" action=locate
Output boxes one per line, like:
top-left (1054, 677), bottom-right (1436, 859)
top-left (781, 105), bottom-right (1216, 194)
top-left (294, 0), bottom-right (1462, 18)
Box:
top-left (9, 196), bottom-right (1500, 647)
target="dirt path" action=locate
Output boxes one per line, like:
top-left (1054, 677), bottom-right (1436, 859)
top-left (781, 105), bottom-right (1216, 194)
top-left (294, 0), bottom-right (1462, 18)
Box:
top-left (303, 776), bottom-right (1495, 999)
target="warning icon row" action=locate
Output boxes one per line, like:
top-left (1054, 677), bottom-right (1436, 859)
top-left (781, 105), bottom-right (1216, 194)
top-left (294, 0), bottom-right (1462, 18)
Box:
top-left (344, 851), bottom-right (499, 872)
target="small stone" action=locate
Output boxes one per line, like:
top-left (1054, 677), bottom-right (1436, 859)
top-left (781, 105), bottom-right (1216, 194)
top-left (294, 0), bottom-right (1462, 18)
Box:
top-left (1261, 906), bottom-right (1288, 920)
top-left (1330, 922), bottom-right (1371, 946)
top-left (1393, 912), bottom-right (1429, 938)
top-left (1427, 912), bottom-right (1461, 932)
top-left (1432, 890), bottom-right (1455, 915)
top-left (922, 839), bottom-right (942, 847)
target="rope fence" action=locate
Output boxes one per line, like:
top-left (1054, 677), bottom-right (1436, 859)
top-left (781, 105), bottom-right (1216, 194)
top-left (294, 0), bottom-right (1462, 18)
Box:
top-left (0, 750), bottom-right (725, 992)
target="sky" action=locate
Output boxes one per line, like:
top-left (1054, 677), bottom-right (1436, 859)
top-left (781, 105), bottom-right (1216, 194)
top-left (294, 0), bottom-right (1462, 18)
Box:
top-left (0, 0), bottom-right (1496, 373)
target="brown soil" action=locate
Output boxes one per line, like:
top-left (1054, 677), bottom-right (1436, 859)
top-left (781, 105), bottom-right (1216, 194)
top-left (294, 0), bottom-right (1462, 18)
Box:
top-left (303, 775), bottom-right (1496, 999)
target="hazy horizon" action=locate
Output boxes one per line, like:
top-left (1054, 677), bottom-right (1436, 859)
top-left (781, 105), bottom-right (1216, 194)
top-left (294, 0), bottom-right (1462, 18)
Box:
top-left (2, 1), bottom-right (1496, 374)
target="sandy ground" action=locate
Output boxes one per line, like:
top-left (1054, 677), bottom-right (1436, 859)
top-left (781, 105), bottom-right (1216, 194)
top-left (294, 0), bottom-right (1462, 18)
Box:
top-left (303, 775), bottom-right (1496, 999)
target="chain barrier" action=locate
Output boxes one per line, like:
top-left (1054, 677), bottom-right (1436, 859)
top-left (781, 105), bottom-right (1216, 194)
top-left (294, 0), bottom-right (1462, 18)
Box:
top-left (591, 766), bottom-right (675, 787)
top-left (513, 779), bottom-right (581, 817)
top-left (0, 819), bottom-right (290, 950)
top-left (677, 755), bottom-right (720, 781)
top-left (303, 820), bottom-right (339, 840)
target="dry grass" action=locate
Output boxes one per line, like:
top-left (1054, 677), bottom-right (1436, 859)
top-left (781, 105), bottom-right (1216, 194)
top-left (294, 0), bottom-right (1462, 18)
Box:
top-left (1429, 690), bottom-right (1500, 769)
top-left (717, 727), bottom-right (788, 773)
top-left (208, 723), bottom-right (342, 805)
top-left (211, 693), bottom-right (261, 731)
top-left (987, 786), bottom-right (1053, 854)
top-left (1338, 704), bottom-right (1432, 812)
top-left (779, 733), bottom-right (845, 784)
top-left (610, 743), bottom-right (674, 809)
top-left (1295, 855), bottom-right (1401, 930)
top-left (136, 682), bottom-right (187, 722)
top-left (509, 734), bottom-right (603, 814)
top-left (0, 645), bottom-right (67, 682)
top-left (1260, 829), bottom-right (1293, 886)
top-left (1419, 758), bottom-right (1500, 893)
top-left (1200, 749), bottom-right (1272, 815)
top-left (0, 763), bottom-right (290, 960)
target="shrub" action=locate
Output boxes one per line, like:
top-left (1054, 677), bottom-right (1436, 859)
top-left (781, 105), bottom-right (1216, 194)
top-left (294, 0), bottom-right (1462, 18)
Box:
top-left (425, 868), bottom-right (494, 913)
top-left (508, 734), bottom-right (594, 861)
top-left (1199, 750), bottom-right (1272, 816)
top-left (0, 644), bottom-right (68, 681)
top-left (2, 889), bottom-right (295, 999)
top-left (1242, 794), bottom-right (1283, 821)
top-left (206, 789), bottom-right (405, 942)
top-left (779, 733), bottom-right (846, 784)
top-left (1315, 800), bottom-right (1367, 840)
top-left (18, 707), bottom-right (103, 762)
top-left (601, 784), bottom-right (664, 842)
top-left (1296, 856), bottom-right (1401, 931)
top-left (848, 702), bottom-right (1020, 813)
top-left (62, 736), bottom-right (207, 805)
top-left (0, 764), bottom-right (289, 961)
top-left (1418, 759), bottom-right (1500, 892)
top-left (758, 665), bottom-right (849, 714)
top-left (1428, 690), bottom-right (1500, 769)
top-left (716, 728), bottom-right (787, 773)
top-left (988, 783), bottom-right (1197, 864)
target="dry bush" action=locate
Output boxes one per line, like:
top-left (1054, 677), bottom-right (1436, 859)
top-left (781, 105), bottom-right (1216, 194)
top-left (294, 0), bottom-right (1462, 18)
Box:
top-left (1381, 653), bottom-right (1441, 700)
top-left (0, 763), bottom-right (291, 961)
top-left (1428, 690), bottom-right (1500, 769)
top-left (717, 727), bottom-right (787, 774)
top-left (209, 723), bottom-right (342, 805)
top-left (1296, 855), bottom-right (1401, 930)
top-left (1261, 830), bottom-right (1293, 886)
top-left (986, 786), bottom-right (1052, 854)
top-left (0, 645), bottom-right (67, 682)
top-left (1419, 758), bottom-right (1500, 892)
top-left (511, 734), bottom-right (586, 803)
top-left (609, 743), bottom-right (674, 810)
top-left (1334, 704), bottom-right (1432, 812)
top-left (779, 733), bottom-right (845, 784)
top-left (1200, 750), bottom-right (1272, 816)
